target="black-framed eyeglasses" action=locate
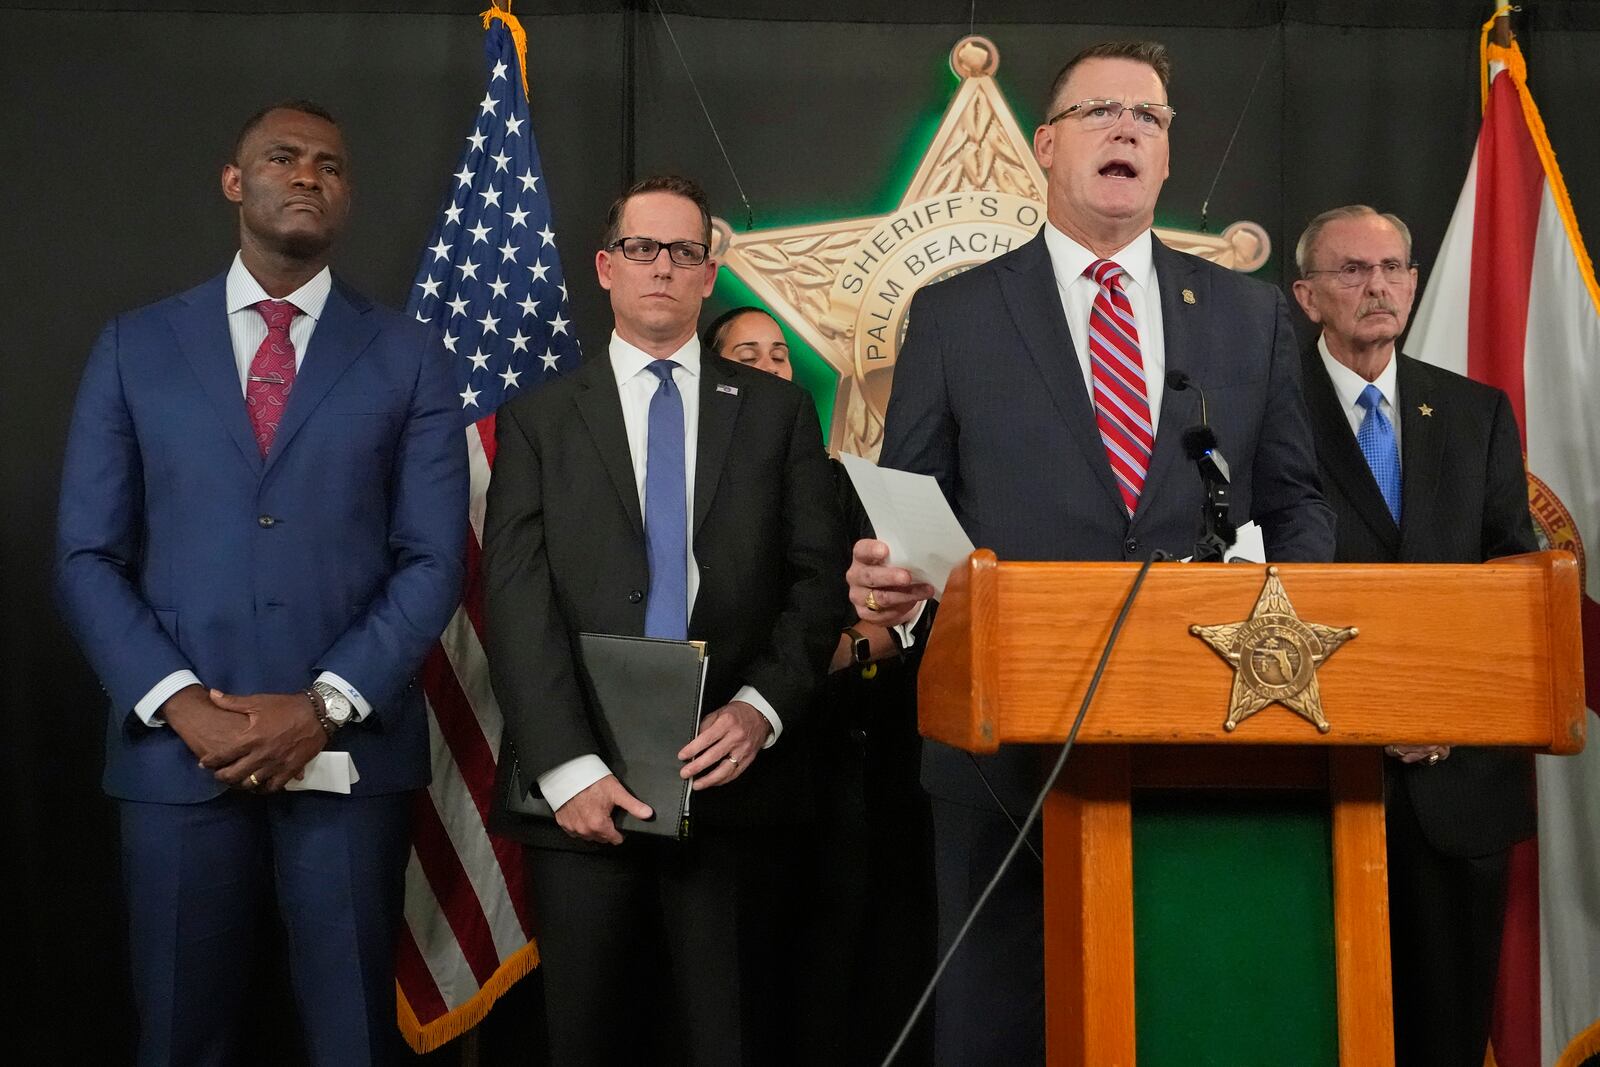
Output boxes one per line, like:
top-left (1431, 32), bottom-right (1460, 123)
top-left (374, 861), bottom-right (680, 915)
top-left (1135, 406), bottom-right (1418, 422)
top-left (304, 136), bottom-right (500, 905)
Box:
top-left (1302, 260), bottom-right (1416, 288)
top-left (607, 236), bottom-right (710, 267)
top-left (1046, 98), bottom-right (1176, 134)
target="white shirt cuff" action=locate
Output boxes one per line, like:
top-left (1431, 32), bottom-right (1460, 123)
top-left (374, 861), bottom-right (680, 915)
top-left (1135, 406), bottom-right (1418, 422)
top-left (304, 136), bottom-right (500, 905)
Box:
top-left (893, 600), bottom-right (929, 651)
top-left (134, 670), bottom-right (201, 726)
top-left (316, 671), bottom-right (372, 721)
top-left (537, 754), bottom-right (612, 811)
top-left (733, 685), bottom-right (782, 748)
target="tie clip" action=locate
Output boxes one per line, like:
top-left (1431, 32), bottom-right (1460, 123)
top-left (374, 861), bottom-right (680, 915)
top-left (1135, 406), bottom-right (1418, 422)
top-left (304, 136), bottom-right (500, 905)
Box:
top-left (247, 374), bottom-right (287, 386)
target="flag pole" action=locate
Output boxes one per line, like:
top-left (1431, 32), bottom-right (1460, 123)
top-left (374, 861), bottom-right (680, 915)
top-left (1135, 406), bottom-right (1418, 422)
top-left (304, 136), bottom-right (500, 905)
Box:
top-left (1480, 4), bottom-right (1516, 110)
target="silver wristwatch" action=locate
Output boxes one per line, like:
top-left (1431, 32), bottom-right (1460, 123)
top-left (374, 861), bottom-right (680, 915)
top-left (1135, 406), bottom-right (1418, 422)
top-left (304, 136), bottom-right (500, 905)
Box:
top-left (310, 680), bottom-right (354, 733)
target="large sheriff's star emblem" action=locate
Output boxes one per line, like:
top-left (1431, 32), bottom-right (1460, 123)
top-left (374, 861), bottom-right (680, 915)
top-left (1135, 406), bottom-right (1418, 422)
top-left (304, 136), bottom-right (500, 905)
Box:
top-left (711, 35), bottom-right (1273, 458)
top-left (1190, 567), bottom-right (1358, 734)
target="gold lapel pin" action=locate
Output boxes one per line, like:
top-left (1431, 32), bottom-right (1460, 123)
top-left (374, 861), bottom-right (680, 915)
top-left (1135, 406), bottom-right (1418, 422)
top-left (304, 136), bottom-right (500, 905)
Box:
top-left (1418, 403), bottom-right (1433, 417)
top-left (1182, 288), bottom-right (1196, 305)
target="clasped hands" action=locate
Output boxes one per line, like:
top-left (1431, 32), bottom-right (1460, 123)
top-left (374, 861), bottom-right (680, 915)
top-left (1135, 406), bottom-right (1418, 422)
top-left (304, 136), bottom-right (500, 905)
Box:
top-left (554, 699), bottom-right (770, 846)
top-left (161, 683), bottom-right (328, 793)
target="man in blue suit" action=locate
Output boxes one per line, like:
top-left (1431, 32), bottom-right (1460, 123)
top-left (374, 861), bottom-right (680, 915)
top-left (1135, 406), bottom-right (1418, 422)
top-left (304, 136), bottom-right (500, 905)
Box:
top-left (848, 42), bottom-right (1335, 1063)
top-left (56, 100), bottom-right (467, 1066)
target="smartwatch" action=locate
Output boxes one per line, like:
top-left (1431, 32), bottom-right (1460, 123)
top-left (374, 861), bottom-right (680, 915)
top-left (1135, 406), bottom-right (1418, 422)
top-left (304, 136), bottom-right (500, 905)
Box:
top-left (844, 626), bottom-right (872, 666)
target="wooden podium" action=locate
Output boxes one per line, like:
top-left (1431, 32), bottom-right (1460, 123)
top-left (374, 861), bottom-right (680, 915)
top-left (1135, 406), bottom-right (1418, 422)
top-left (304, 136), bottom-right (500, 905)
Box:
top-left (918, 550), bottom-right (1586, 1066)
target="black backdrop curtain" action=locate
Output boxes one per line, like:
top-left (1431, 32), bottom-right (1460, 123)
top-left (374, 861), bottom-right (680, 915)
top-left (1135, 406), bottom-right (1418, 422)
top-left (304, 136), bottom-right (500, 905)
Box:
top-left (4, 2), bottom-right (1599, 1061)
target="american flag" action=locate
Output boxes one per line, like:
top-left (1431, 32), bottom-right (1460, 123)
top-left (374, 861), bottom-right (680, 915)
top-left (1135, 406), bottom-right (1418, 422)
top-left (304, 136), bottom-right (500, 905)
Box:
top-left (395, 8), bottom-right (579, 1051)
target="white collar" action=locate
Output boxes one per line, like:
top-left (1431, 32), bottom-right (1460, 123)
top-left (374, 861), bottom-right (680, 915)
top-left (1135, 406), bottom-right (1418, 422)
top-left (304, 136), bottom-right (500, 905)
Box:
top-left (1317, 335), bottom-right (1399, 413)
top-left (225, 251), bottom-right (332, 319)
top-left (1043, 223), bottom-right (1156, 292)
top-left (609, 331), bottom-right (702, 385)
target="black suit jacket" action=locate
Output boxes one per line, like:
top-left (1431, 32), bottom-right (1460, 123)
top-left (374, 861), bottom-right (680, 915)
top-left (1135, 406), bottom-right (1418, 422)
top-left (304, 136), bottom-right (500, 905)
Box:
top-left (1300, 343), bottom-right (1537, 857)
top-left (882, 232), bottom-right (1336, 810)
top-left (482, 349), bottom-right (847, 846)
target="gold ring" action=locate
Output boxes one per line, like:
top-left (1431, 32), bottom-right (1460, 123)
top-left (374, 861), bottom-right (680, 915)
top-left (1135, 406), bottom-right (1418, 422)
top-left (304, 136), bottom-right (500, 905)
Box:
top-left (727, 755), bottom-right (739, 768)
top-left (865, 589), bottom-right (880, 612)
top-left (1426, 753), bottom-right (1441, 765)
top-left (246, 773), bottom-right (260, 789)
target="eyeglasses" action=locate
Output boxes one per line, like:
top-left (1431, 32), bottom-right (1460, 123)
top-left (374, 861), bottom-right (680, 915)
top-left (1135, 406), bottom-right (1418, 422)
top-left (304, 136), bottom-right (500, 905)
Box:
top-left (1302, 260), bottom-right (1415, 288)
top-left (1046, 99), bottom-right (1176, 134)
top-left (607, 236), bottom-right (710, 267)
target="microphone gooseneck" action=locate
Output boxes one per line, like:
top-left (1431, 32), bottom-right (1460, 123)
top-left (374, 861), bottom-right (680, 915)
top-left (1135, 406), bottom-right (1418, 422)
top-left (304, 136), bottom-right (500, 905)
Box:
top-left (1167, 371), bottom-right (1235, 561)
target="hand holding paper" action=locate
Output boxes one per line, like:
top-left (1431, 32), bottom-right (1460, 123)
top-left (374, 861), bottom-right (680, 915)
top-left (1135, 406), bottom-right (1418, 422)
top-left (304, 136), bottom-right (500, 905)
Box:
top-left (840, 453), bottom-right (973, 624)
top-left (847, 539), bottom-right (936, 627)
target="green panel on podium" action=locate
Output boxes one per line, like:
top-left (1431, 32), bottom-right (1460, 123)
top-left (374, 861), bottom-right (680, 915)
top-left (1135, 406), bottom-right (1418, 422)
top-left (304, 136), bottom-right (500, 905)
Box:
top-left (1132, 793), bottom-right (1340, 1066)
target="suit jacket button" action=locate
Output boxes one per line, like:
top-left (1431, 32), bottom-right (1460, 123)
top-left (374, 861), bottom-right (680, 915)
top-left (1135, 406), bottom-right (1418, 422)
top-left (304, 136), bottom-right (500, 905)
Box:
top-left (1124, 537), bottom-right (1139, 555)
top-left (628, 590), bottom-right (643, 603)
top-left (258, 515), bottom-right (277, 528)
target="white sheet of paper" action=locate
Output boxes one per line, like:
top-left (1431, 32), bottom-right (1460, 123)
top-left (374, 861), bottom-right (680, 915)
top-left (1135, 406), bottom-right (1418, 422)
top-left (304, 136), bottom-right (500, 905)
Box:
top-left (1224, 521), bottom-right (1265, 563)
top-left (284, 751), bottom-right (360, 794)
top-left (839, 452), bottom-right (975, 598)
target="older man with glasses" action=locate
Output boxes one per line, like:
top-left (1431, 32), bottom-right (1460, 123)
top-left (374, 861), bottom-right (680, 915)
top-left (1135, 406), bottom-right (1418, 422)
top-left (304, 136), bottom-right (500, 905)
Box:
top-left (1292, 204), bottom-right (1537, 1067)
top-left (846, 40), bottom-right (1335, 1063)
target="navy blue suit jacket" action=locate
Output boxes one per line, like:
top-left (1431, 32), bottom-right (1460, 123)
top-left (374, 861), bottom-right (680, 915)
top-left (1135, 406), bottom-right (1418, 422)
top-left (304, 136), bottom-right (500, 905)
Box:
top-left (57, 271), bottom-right (469, 804)
top-left (881, 232), bottom-right (1336, 809)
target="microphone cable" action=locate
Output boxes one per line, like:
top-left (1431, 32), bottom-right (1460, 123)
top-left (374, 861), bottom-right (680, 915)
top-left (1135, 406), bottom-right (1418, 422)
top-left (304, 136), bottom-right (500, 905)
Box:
top-left (966, 752), bottom-right (1044, 866)
top-left (880, 548), bottom-right (1169, 1065)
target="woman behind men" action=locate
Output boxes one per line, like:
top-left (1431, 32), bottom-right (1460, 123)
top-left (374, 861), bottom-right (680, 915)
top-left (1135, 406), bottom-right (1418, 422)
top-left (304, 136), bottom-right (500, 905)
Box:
top-left (704, 306), bottom-right (935, 1065)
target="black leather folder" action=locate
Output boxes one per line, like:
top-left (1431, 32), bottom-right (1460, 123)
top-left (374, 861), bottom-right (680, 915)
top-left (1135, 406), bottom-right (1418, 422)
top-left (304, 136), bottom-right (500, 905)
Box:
top-left (502, 633), bottom-right (709, 839)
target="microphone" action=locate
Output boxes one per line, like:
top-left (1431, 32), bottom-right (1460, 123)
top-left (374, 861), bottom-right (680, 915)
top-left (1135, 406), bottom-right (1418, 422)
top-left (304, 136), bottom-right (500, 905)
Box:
top-left (1166, 371), bottom-right (1236, 561)
top-left (1167, 369), bottom-right (1207, 424)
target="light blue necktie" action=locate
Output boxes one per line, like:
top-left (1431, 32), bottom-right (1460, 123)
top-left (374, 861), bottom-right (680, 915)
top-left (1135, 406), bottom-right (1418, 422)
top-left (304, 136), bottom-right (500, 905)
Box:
top-left (643, 360), bottom-right (688, 639)
top-left (1356, 383), bottom-right (1401, 524)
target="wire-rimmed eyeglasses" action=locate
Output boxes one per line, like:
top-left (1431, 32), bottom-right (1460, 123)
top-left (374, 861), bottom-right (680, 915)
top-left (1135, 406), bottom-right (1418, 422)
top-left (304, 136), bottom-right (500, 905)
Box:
top-left (1302, 260), bottom-right (1416, 288)
top-left (1045, 98), bottom-right (1176, 134)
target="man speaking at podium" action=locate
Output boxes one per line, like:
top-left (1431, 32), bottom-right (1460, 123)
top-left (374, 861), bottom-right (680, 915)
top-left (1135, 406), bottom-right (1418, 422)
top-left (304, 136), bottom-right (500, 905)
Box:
top-left (1291, 205), bottom-right (1536, 1067)
top-left (847, 41), bottom-right (1335, 1063)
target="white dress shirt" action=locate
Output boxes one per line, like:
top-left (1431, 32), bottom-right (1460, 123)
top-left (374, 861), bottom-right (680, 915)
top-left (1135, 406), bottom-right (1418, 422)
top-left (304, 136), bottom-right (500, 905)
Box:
top-left (896, 225), bottom-right (1166, 649)
top-left (535, 332), bottom-right (782, 812)
top-left (1042, 223), bottom-right (1167, 439)
top-left (134, 253), bottom-right (371, 725)
top-left (1317, 336), bottom-right (1402, 462)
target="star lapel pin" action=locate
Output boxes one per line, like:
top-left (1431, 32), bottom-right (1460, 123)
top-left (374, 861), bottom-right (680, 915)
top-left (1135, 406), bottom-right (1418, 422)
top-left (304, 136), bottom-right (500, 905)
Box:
top-left (1418, 403), bottom-right (1433, 417)
top-left (1190, 567), bottom-right (1358, 733)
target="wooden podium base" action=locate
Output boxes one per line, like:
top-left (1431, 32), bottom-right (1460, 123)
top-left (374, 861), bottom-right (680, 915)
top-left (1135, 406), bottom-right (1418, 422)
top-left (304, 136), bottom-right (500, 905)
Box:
top-left (1042, 745), bottom-right (1393, 1066)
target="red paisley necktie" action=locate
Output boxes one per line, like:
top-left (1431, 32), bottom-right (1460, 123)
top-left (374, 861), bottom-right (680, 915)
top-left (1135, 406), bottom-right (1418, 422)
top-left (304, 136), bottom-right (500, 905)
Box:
top-left (246, 299), bottom-right (299, 455)
top-left (1084, 259), bottom-right (1153, 516)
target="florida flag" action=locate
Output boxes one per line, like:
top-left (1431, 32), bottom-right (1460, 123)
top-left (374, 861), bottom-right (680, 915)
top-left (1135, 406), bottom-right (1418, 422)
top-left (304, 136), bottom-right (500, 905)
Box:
top-left (1404, 19), bottom-right (1600, 1067)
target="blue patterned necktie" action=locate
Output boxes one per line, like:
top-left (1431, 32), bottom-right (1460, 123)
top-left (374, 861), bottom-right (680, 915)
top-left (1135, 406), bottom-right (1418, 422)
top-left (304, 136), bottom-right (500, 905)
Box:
top-left (1356, 383), bottom-right (1401, 524)
top-left (643, 360), bottom-right (689, 639)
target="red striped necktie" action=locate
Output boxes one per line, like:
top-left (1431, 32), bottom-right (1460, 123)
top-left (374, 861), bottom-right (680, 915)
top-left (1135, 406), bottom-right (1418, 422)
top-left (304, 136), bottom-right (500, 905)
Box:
top-left (1084, 259), bottom-right (1153, 516)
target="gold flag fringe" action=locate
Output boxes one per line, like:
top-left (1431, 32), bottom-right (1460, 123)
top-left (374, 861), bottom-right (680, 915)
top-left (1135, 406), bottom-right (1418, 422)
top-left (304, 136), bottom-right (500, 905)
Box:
top-left (1480, 37), bottom-right (1600, 323)
top-left (398, 940), bottom-right (541, 1053)
top-left (1555, 1015), bottom-right (1600, 1067)
top-left (483, 5), bottom-right (531, 102)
